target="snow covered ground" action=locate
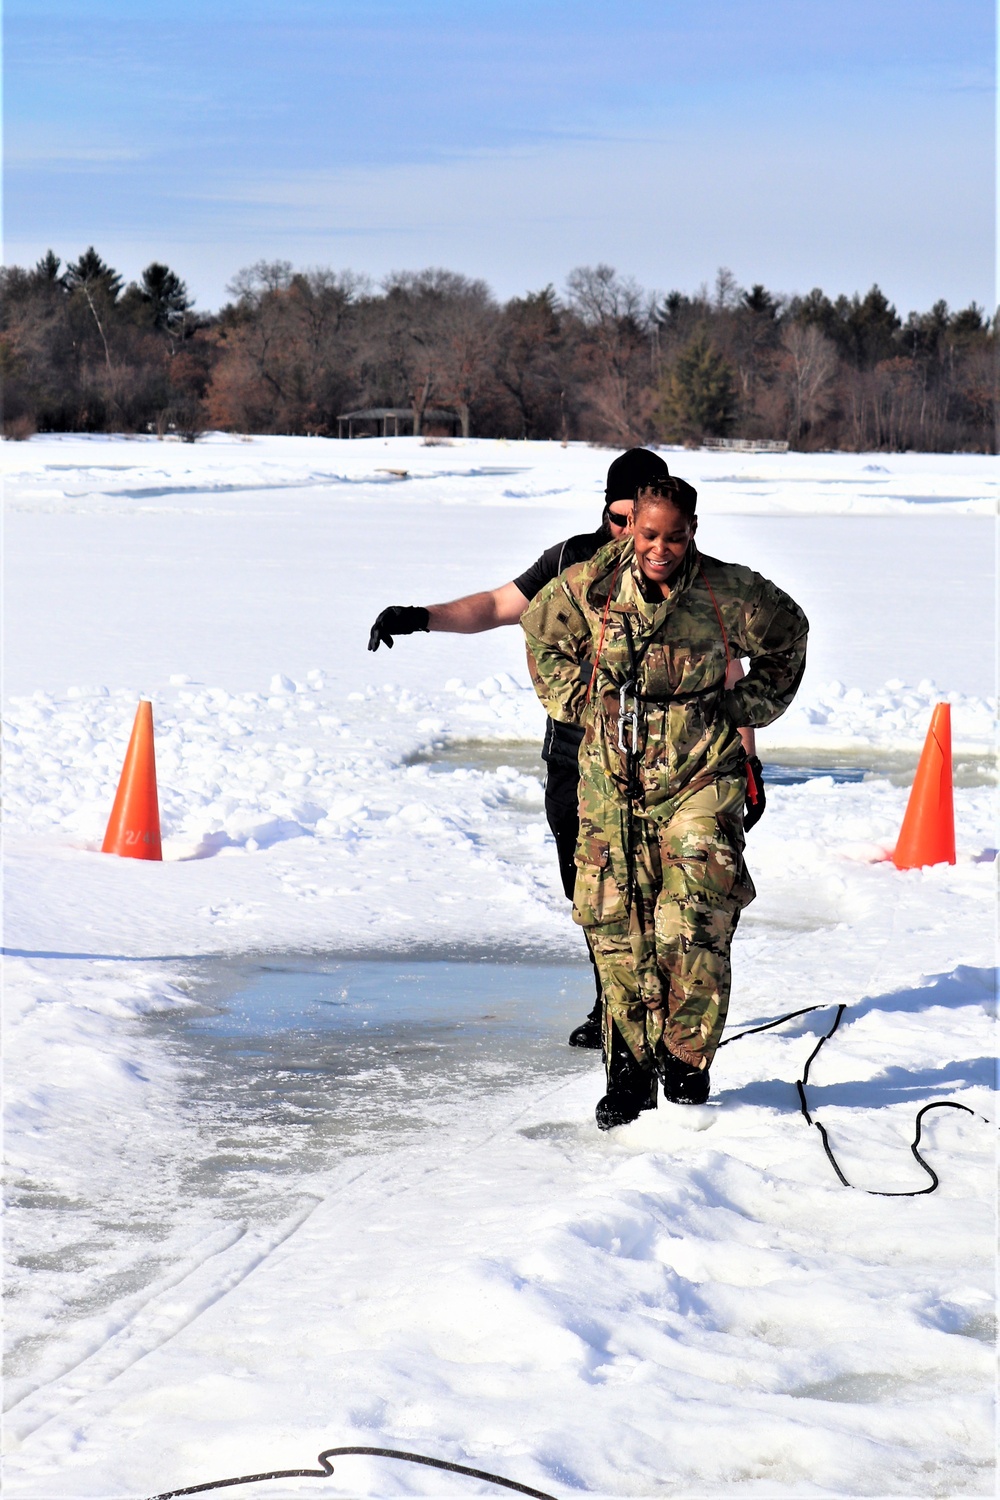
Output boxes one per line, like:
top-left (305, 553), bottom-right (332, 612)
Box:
top-left (2, 436), bottom-right (997, 1499)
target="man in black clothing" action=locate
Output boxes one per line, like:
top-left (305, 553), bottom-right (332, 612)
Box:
top-left (367, 448), bottom-right (764, 1049)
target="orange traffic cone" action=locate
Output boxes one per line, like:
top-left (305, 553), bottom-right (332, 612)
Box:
top-left (101, 700), bottom-right (162, 860)
top-left (892, 703), bottom-right (955, 870)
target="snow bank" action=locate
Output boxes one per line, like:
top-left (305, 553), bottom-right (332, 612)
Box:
top-left (3, 666), bottom-right (995, 966)
top-left (763, 677), bottom-right (996, 756)
top-left (2, 672), bottom-right (993, 852)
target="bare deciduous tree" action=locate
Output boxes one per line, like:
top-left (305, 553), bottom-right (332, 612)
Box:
top-left (429, 278), bottom-right (497, 438)
top-left (565, 264), bottom-right (656, 442)
top-left (782, 323), bottom-right (838, 443)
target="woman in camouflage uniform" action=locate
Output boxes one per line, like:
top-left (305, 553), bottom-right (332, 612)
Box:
top-left (521, 475), bottom-right (808, 1128)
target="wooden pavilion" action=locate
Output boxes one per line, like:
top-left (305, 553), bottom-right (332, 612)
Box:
top-left (336, 407), bottom-right (460, 439)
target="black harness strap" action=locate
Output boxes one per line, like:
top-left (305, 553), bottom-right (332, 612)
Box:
top-left (619, 614), bottom-right (649, 922)
top-left (616, 612), bottom-right (726, 920)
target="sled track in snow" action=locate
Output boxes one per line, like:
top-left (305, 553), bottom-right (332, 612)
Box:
top-left (4, 1070), bottom-right (586, 1446)
top-left (4, 1200), bottom-right (323, 1444)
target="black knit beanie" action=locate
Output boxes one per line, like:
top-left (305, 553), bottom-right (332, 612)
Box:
top-left (604, 448), bottom-right (671, 503)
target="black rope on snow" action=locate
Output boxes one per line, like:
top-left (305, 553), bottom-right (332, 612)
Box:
top-left (149, 1445), bottom-right (560, 1500)
top-left (717, 1003), bottom-right (828, 1047)
top-left (724, 1000), bottom-right (991, 1198)
top-left (794, 1002), bottom-right (989, 1197)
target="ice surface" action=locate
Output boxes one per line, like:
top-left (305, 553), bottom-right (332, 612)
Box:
top-left (2, 437), bottom-right (997, 1498)
top-left (3, 436), bottom-right (996, 699)
top-left (5, 959), bottom-right (595, 1414)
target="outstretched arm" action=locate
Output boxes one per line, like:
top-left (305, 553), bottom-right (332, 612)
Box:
top-left (427, 581), bottom-right (529, 633)
top-left (368, 581), bottom-right (529, 650)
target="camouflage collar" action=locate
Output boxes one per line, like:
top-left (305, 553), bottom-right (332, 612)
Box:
top-left (627, 540), bottom-right (700, 613)
top-left (576, 537), bottom-right (700, 622)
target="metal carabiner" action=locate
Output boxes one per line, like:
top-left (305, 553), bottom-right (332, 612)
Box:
top-left (617, 679), bottom-right (638, 754)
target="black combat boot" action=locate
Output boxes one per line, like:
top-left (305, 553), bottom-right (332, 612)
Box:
top-left (595, 1024), bottom-right (657, 1130)
top-left (568, 996), bottom-right (603, 1049)
top-left (657, 1046), bottom-right (711, 1106)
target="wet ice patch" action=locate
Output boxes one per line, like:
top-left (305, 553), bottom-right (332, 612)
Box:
top-left (3, 956), bottom-right (597, 1429)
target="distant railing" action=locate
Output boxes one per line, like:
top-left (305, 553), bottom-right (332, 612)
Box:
top-left (703, 438), bottom-right (789, 454)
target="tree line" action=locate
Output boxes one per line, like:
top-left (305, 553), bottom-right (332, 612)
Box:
top-left (1, 249), bottom-right (995, 450)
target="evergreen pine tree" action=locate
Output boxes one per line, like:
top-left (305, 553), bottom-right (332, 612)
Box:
top-left (138, 263), bottom-right (192, 330)
top-left (742, 283), bottom-right (778, 318)
top-left (655, 333), bottom-right (737, 442)
top-left (950, 303), bottom-right (987, 341)
top-left (33, 250), bottom-right (63, 285)
top-left (845, 285), bottom-right (900, 367)
top-left (64, 248), bottom-right (123, 301)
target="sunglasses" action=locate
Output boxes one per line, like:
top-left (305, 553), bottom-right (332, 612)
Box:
top-left (606, 508), bottom-right (632, 528)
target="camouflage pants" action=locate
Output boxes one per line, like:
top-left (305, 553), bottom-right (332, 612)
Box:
top-left (575, 777), bottom-right (755, 1076)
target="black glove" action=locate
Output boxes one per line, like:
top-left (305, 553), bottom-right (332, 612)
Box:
top-left (367, 605), bottom-right (430, 651)
top-left (743, 754), bottom-right (766, 831)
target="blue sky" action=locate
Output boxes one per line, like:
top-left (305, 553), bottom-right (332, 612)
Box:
top-left (4, 0), bottom-right (995, 313)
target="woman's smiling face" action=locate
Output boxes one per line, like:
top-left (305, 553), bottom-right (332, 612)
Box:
top-left (632, 494), bottom-right (697, 592)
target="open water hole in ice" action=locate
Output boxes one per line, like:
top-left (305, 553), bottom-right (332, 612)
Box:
top-left (404, 738), bottom-right (997, 788)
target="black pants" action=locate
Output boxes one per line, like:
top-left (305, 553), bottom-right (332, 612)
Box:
top-left (544, 756), bottom-right (601, 1007)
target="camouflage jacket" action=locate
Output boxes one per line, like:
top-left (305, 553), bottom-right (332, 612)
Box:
top-left (521, 538), bottom-right (808, 825)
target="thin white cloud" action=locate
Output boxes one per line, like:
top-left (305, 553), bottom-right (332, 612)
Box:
top-left (152, 118), bottom-right (990, 311)
top-left (6, 144), bottom-right (147, 166)
top-left (5, 97), bottom-right (991, 315)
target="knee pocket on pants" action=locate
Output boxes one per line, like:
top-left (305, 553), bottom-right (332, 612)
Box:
top-left (659, 818), bottom-right (754, 909)
top-left (656, 891), bottom-right (740, 954)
